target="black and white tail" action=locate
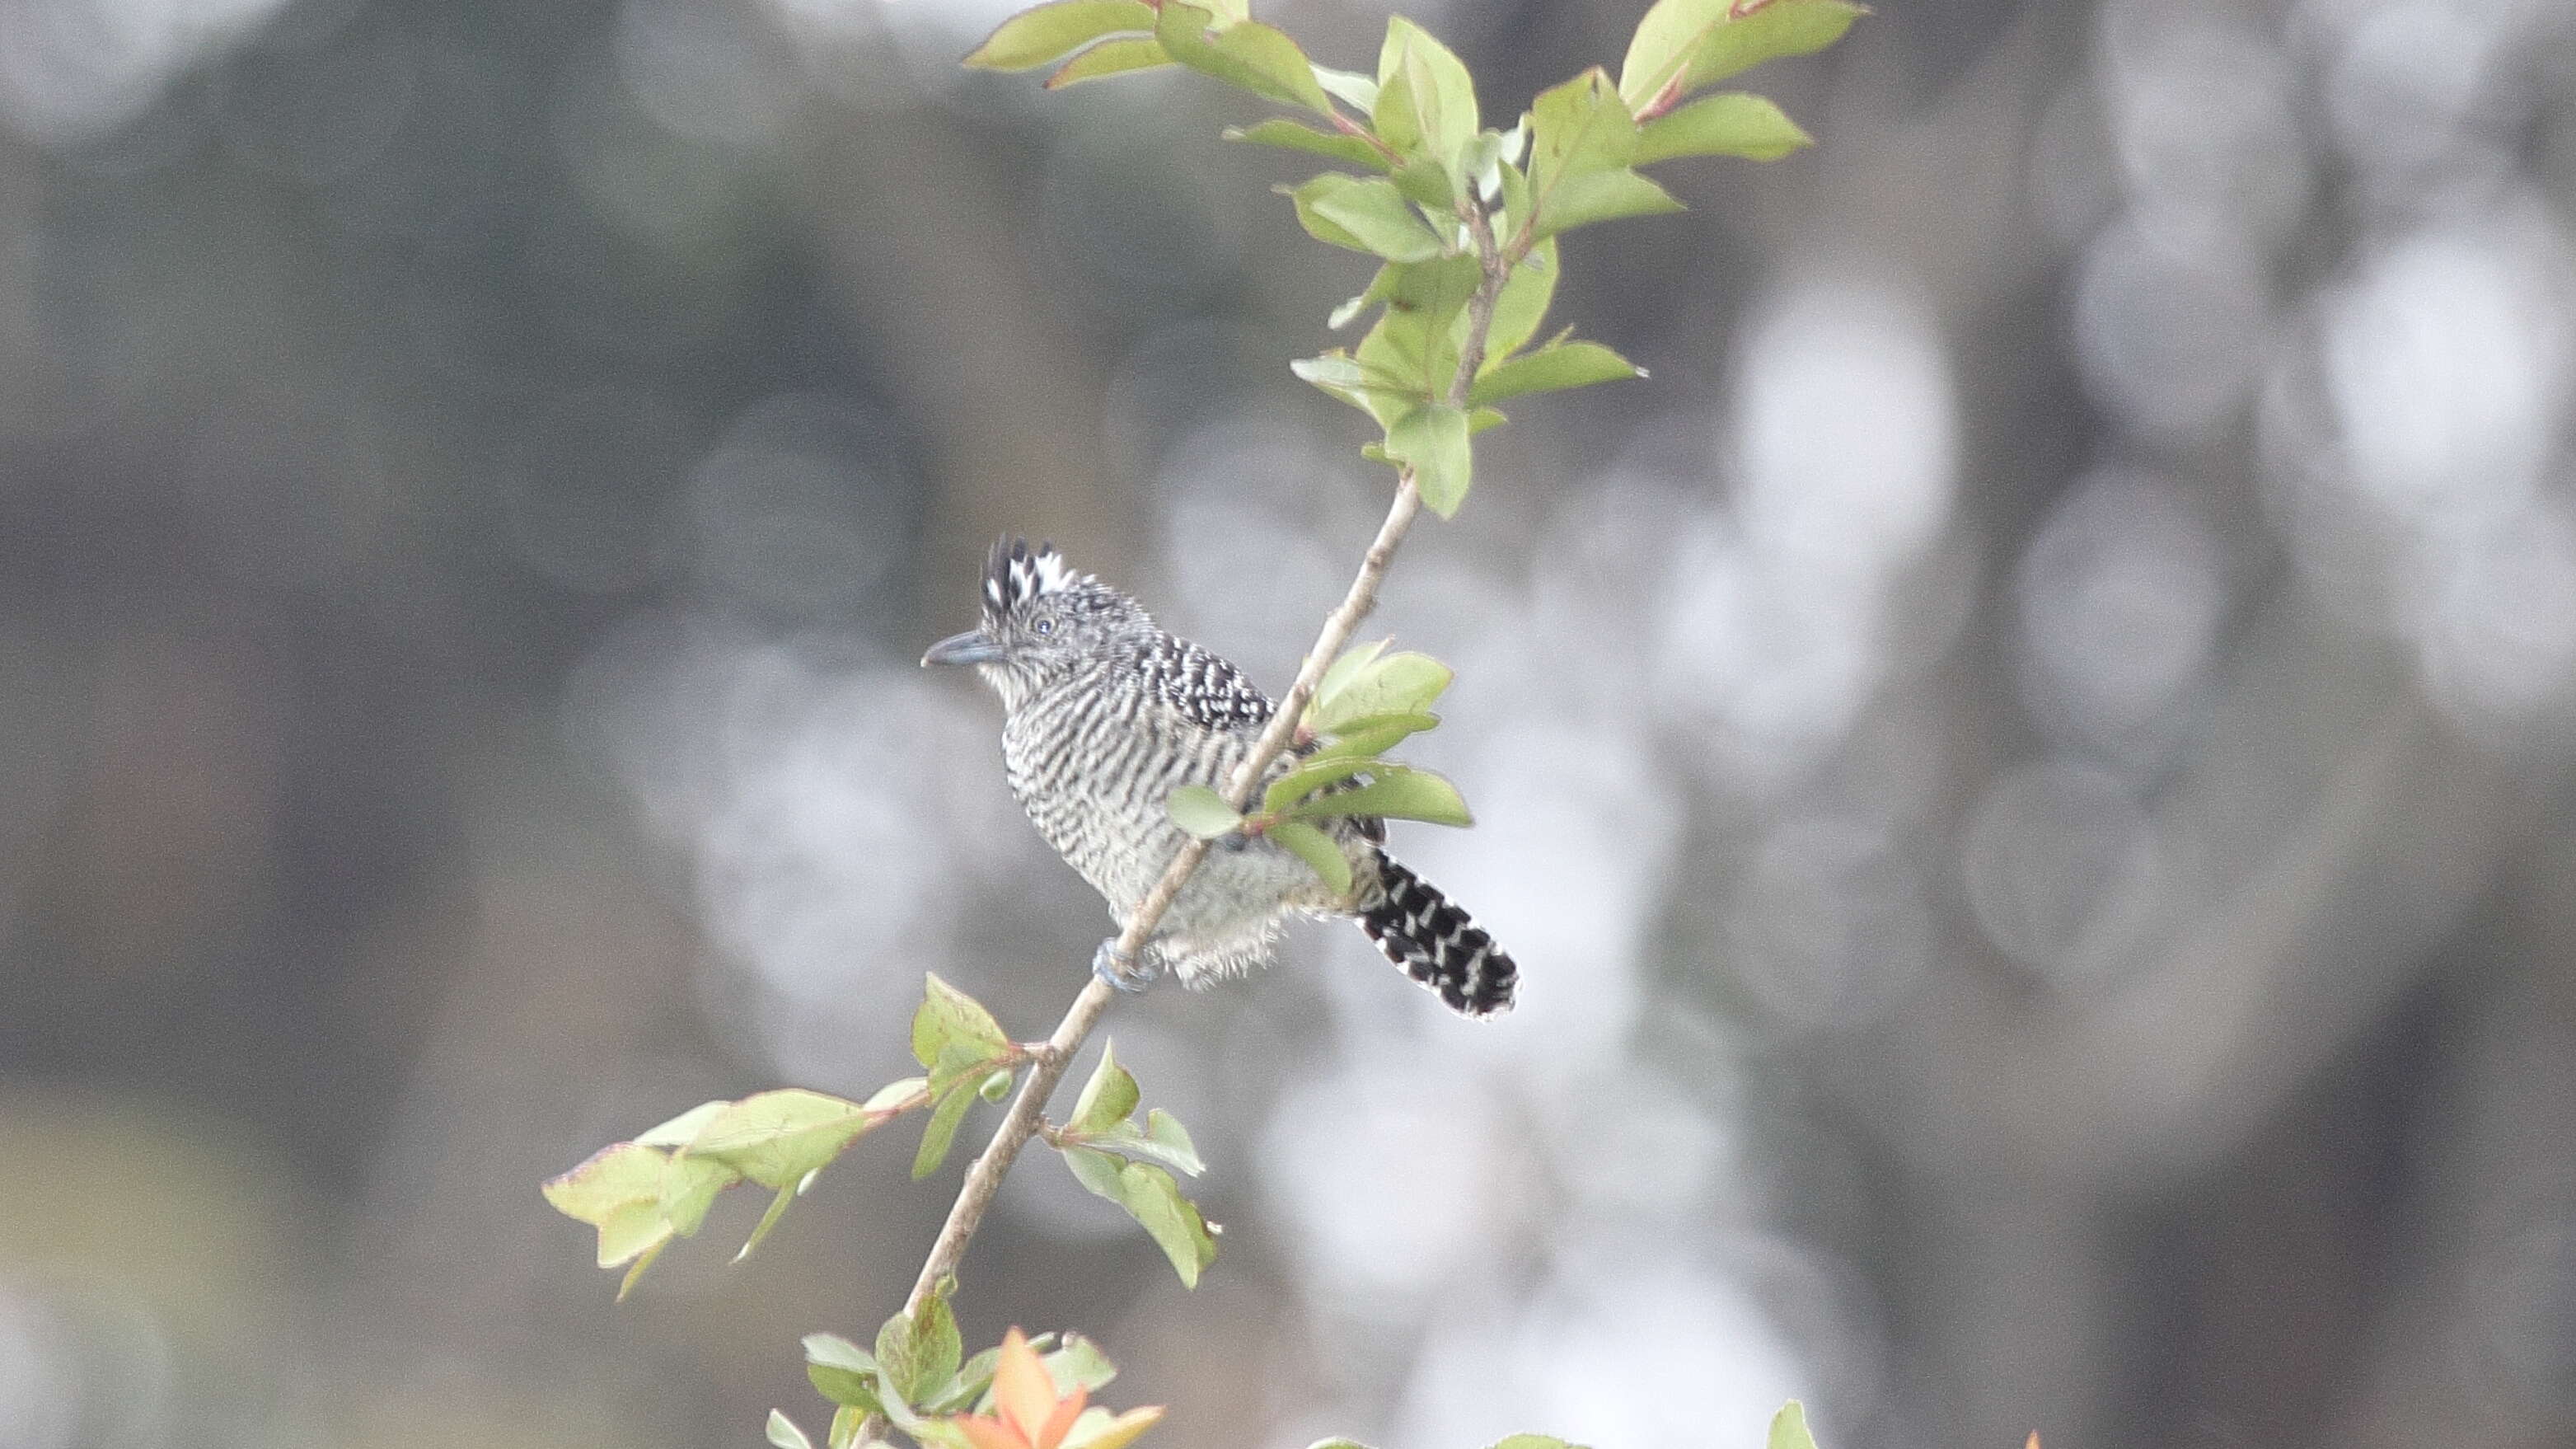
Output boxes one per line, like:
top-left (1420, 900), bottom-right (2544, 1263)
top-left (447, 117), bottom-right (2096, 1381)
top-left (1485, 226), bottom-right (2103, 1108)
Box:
top-left (1359, 857), bottom-right (1517, 1018)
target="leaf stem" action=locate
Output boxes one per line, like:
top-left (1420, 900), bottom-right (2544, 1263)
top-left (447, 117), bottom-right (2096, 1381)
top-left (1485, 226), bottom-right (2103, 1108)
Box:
top-left (1325, 105), bottom-right (1408, 170)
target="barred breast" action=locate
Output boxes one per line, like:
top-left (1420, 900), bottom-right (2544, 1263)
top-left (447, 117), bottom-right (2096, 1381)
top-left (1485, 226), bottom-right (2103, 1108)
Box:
top-left (1001, 666), bottom-right (1246, 916)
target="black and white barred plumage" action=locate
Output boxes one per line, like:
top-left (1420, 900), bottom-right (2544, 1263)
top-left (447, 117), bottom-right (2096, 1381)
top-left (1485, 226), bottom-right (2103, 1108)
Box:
top-left (922, 538), bottom-right (1516, 1018)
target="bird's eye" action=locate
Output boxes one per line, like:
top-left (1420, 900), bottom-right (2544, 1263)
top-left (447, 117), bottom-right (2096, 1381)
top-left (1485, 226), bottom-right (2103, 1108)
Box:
top-left (1033, 616), bottom-right (1056, 635)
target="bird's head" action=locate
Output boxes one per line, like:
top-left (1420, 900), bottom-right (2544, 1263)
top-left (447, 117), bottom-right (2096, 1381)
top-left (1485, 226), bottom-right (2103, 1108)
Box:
top-left (921, 539), bottom-right (1150, 706)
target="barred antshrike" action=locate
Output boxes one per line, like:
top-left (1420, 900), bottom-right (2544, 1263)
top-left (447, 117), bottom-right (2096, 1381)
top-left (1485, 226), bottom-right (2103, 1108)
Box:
top-left (922, 540), bottom-right (1517, 1018)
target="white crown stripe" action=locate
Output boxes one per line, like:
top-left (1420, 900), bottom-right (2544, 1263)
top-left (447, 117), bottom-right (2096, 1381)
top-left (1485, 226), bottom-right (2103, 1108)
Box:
top-left (1032, 550), bottom-right (1080, 596)
top-left (986, 542), bottom-right (1094, 617)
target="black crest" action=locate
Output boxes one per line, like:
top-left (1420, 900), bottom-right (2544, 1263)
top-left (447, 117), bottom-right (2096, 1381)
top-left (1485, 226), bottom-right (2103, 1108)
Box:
top-left (983, 537), bottom-right (1086, 620)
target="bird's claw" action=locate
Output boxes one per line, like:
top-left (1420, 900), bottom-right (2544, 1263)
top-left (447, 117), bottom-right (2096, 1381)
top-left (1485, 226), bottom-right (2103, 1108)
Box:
top-left (1092, 939), bottom-right (1160, 993)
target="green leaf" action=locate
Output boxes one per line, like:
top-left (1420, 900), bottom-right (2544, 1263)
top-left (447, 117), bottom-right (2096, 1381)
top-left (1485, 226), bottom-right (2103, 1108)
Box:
top-left (1327, 277), bottom-right (1382, 330)
top-left (1370, 17), bottom-right (1477, 182)
top-left (1225, 118), bottom-right (1387, 171)
top-left (1267, 818), bottom-right (1354, 896)
top-left (1291, 351), bottom-right (1367, 390)
top-left (634, 1100), bottom-right (727, 1147)
top-left (658, 1151), bottom-right (737, 1237)
top-left (1059, 1147), bottom-right (1220, 1287)
top-left (1291, 350), bottom-right (1370, 401)
top-left (805, 1332), bottom-right (878, 1375)
top-left (1061, 1409), bottom-right (1165, 1449)
top-left (1769, 1401), bottom-right (1820, 1449)
top-left (1680, 0), bottom-right (1863, 91)
top-left (1290, 174), bottom-right (1445, 261)
top-left (977, 1067), bottom-right (1014, 1104)
top-left (686, 1088), bottom-right (880, 1190)
top-left (1375, 18), bottom-right (1475, 129)
top-left (1349, 321), bottom-right (1435, 426)
top-left (1064, 1066), bottom-right (1204, 1175)
top-left (769, 1409), bottom-right (817, 1449)
top-left (1367, 48), bottom-right (1417, 148)
top-left (1156, 2), bottom-right (1332, 115)
top-left (867, 1376), bottom-right (941, 1441)
top-left (1066, 1144), bottom-right (1225, 1278)
top-left (1286, 188), bottom-right (1375, 255)
top-left (1046, 35), bottom-right (1174, 87)
top-left (1460, 129), bottom-right (1508, 199)
top-left (1284, 764), bottom-right (1473, 827)
top-left (1529, 68), bottom-right (1638, 194)
top-left (912, 975), bottom-right (1009, 1072)
top-left (806, 1362), bottom-right (883, 1414)
top-left (542, 1142), bottom-right (676, 1269)
top-left (1484, 237), bottom-right (1559, 364)
top-left (1489, 1438), bottom-right (1586, 1449)
top-left (804, 1334), bottom-right (882, 1412)
top-left (541, 1141), bottom-right (663, 1231)
top-left (1332, 253), bottom-right (1480, 421)
top-left (1309, 710), bottom-right (1440, 760)
top-left (927, 1332), bottom-right (1061, 1416)
top-left (614, 1239), bottom-right (667, 1299)
top-left (864, 1076), bottom-right (930, 1113)
top-left (1307, 650), bottom-right (1452, 731)
top-left (921, 1343), bottom-right (1001, 1415)
top-left (734, 1179), bottom-right (799, 1261)
top-left (1389, 156), bottom-right (1456, 210)
top-left (1495, 157), bottom-right (1533, 246)
top-left (827, 1405), bottom-right (867, 1449)
top-left (1166, 783), bottom-right (1244, 840)
top-left (1382, 251), bottom-right (1482, 332)
top-left (1062, 1142), bottom-right (1126, 1200)
top-left (1311, 63), bottom-right (1379, 112)
top-left (1634, 91), bottom-right (1812, 164)
top-left (1522, 71), bottom-right (1684, 237)
top-left (1263, 754), bottom-right (1382, 815)
top-left (1070, 1041), bottom-right (1142, 1133)
top-left (1046, 1333), bottom-right (1121, 1394)
top-left (1126, 1165), bottom-right (1220, 1287)
top-left (1386, 404), bottom-right (1473, 517)
top-left (1468, 340), bottom-right (1644, 405)
top-left (912, 1078), bottom-right (980, 1179)
top-left (1313, 638), bottom-right (1392, 710)
top-left (927, 1039), bottom-right (1000, 1100)
top-left (1532, 167), bottom-right (1684, 237)
top-left (1619, 0), bottom-right (1865, 112)
top-left (1072, 1115), bottom-right (1205, 1177)
top-left (1291, 348), bottom-right (1412, 420)
top-left (1141, 1109), bottom-right (1206, 1176)
top-left (876, 1292), bottom-right (964, 1409)
top-left (963, 1), bottom-right (1156, 71)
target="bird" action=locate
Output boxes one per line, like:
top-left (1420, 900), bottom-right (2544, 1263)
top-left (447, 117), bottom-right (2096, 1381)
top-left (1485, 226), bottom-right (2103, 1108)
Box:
top-left (921, 538), bottom-right (1516, 1018)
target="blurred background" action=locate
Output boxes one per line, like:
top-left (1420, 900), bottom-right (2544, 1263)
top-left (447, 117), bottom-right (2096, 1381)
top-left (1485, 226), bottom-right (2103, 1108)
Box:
top-left (2, 0), bottom-right (2574, 1446)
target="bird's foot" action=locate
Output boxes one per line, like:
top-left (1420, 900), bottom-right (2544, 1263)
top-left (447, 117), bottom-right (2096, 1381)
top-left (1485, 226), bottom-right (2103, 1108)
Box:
top-left (1092, 938), bottom-right (1160, 993)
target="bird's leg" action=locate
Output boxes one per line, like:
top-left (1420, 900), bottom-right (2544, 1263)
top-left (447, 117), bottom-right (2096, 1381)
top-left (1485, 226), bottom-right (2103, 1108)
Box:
top-left (1092, 937), bottom-right (1161, 992)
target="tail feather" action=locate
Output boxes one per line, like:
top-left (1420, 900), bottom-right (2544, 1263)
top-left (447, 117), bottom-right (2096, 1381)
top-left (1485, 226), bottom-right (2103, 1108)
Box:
top-left (1358, 858), bottom-right (1517, 1018)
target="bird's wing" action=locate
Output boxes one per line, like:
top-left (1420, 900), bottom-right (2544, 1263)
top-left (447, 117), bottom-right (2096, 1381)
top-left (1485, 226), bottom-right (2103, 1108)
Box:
top-left (1145, 638), bottom-right (1276, 732)
top-left (1143, 636), bottom-right (1384, 842)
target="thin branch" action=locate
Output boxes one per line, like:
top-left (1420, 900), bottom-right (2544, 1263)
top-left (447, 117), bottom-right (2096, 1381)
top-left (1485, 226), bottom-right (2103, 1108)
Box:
top-left (1450, 202), bottom-right (1509, 408)
top-left (895, 195), bottom-right (1516, 1329)
top-left (902, 976), bottom-right (1112, 1311)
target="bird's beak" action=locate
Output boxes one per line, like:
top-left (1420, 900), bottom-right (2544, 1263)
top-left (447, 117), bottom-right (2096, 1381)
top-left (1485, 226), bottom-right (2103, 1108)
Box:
top-left (921, 630), bottom-right (1005, 668)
